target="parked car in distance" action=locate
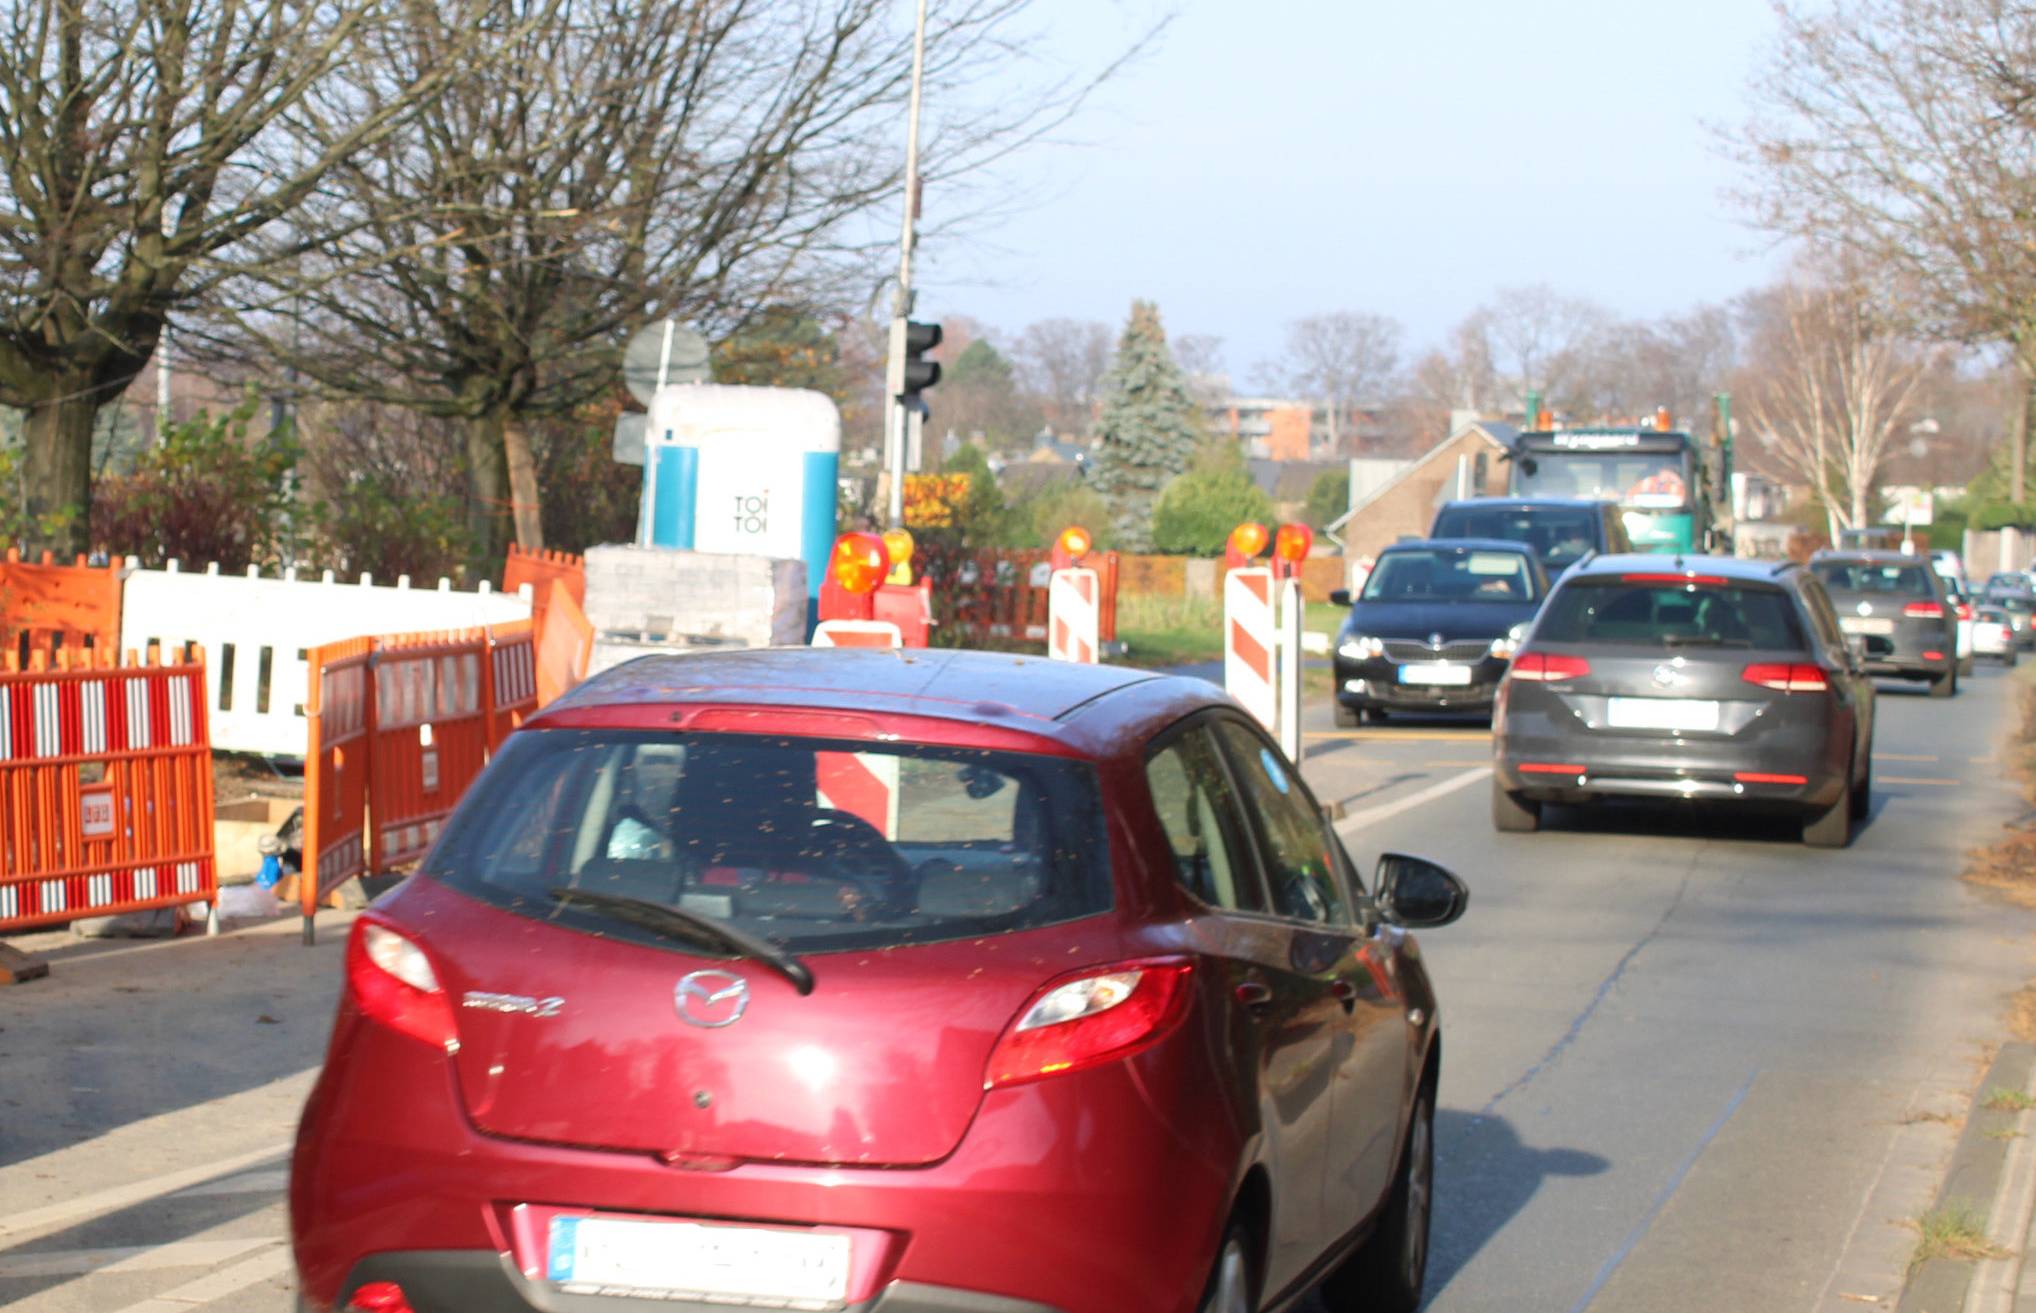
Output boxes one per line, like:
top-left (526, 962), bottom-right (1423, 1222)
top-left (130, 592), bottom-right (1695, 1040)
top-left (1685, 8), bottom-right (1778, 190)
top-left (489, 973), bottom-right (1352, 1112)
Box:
top-left (1945, 585), bottom-right (1977, 675)
top-left (1975, 605), bottom-right (2019, 666)
top-left (1491, 555), bottom-right (1876, 847)
top-left (1428, 496), bottom-right (1631, 580)
top-left (1329, 539), bottom-right (1548, 726)
top-left (1983, 570), bottom-right (2028, 595)
top-left (1810, 551), bottom-right (1961, 697)
top-left (1983, 586), bottom-right (2036, 649)
top-left (291, 648), bottom-right (1469, 1313)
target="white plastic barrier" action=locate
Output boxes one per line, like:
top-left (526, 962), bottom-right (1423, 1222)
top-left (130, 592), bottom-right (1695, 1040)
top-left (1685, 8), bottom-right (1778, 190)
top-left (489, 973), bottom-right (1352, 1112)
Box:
top-left (812, 620), bottom-right (904, 649)
top-left (1224, 568), bottom-right (1277, 733)
top-left (1047, 568), bottom-right (1099, 664)
top-left (119, 562), bottom-right (531, 756)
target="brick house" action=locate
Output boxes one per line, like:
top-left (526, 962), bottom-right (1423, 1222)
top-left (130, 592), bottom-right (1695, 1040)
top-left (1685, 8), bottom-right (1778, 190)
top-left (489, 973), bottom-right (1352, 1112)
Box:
top-left (1327, 421), bottom-right (1515, 559)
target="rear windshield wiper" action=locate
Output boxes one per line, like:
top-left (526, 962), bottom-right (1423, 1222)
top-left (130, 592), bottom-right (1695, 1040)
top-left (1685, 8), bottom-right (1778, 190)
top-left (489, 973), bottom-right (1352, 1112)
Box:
top-left (547, 887), bottom-right (815, 995)
top-left (1660, 635), bottom-right (1751, 648)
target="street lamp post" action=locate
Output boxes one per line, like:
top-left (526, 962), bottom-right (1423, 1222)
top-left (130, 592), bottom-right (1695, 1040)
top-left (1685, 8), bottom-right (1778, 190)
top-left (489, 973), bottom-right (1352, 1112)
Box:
top-left (885, 0), bottom-right (930, 529)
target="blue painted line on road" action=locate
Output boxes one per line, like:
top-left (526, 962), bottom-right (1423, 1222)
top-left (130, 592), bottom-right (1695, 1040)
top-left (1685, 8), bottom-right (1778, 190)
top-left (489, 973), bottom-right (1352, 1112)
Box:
top-left (1565, 1070), bottom-right (1758, 1313)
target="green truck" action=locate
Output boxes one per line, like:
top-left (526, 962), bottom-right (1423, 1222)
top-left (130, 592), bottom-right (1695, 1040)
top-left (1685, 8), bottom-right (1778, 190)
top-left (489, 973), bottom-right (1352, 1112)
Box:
top-left (1508, 425), bottom-right (1714, 553)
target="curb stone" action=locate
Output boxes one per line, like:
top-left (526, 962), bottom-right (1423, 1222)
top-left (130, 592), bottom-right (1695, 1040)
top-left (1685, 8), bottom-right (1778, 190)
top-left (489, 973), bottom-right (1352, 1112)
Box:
top-left (1900, 1042), bottom-right (2036, 1313)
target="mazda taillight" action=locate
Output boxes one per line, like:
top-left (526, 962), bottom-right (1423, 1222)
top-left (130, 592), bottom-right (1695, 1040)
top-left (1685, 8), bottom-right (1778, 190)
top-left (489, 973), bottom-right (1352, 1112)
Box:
top-left (1510, 652), bottom-right (1591, 682)
top-left (1903, 601), bottom-right (1945, 618)
top-left (1741, 662), bottom-right (1830, 693)
top-left (347, 920), bottom-right (459, 1053)
top-left (985, 960), bottom-right (1194, 1090)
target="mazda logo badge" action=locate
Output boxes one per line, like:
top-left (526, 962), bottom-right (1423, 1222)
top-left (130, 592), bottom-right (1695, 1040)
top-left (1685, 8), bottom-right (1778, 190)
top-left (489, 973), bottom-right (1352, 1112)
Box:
top-left (675, 970), bottom-right (750, 1028)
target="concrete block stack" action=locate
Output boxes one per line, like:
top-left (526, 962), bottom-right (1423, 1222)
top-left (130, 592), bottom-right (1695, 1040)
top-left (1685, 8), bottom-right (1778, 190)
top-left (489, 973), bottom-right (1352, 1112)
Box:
top-left (582, 545), bottom-right (808, 674)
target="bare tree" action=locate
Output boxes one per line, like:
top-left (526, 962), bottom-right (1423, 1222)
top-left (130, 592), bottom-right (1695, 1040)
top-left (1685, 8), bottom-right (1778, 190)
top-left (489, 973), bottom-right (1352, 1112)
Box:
top-left (1256, 311), bottom-right (1402, 452)
top-left (1012, 317), bottom-right (1113, 436)
top-left (1731, 0), bottom-right (2036, 502)
top-left (216, 0), bottom-right (1152, 561)
top-left (1172, 332), bottom-right (1229, 407)
top-left (0, 0), bottom-right (474, 553)
top-left (1482, 284), bottom-right (1610, 411)
top-left (1739, 273), bottom-right (1934, 534)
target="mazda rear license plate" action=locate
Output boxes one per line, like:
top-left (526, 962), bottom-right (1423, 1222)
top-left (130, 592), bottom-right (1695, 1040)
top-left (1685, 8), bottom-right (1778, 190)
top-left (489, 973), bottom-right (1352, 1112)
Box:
top-left (1399, 662), bottom-right (1472, 686)
top-left (546, 1215), bottom-right (850, 1308)
top-left (1606, 697), bottom-right (1720, 732)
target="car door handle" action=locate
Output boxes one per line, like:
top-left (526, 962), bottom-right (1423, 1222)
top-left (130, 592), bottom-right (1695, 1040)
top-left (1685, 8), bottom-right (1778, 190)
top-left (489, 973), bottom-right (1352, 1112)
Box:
top-left (1235, 980), bottom-right (1273, 1010)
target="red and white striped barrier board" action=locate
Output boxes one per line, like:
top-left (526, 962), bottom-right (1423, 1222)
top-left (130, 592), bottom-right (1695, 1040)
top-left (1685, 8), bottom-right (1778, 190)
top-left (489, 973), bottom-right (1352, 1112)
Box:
top-left (816, 750), bottom-right (900, 840)
top-left (1224, 568), bottom-right (1278, 733)
top-left (812, 620), bottom-right (903, 649)
top-left (1047, 568), bottom-right (1100, 664)
top-left (0, 657), bottom-right (216, 933)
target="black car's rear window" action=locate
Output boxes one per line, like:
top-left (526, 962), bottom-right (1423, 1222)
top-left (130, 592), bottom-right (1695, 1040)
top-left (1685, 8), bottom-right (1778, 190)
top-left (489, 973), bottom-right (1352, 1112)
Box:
top-left (1812, 561), bottom-right (1935, 597)
top-left (1536, 577), bottom-right (1806, 649)
top-left (422, 729), bottom-right (1112, 954)
top-left (1432, 506), bottom-right (1597, 567)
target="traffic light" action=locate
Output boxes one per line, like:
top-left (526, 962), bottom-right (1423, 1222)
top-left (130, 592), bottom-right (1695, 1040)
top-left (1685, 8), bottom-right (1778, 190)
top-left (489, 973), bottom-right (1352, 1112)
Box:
top-left (887, 318), bottom-right (942, 400)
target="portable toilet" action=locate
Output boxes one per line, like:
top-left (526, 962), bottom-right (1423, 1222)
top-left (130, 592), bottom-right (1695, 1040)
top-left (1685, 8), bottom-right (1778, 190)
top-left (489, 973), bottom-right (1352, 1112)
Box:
top-left (640, 384), bottom-right (841, 614)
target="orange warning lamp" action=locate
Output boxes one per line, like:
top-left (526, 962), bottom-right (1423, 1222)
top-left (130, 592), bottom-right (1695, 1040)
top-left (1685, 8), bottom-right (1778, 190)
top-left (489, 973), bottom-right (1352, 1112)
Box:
top-left (1274, 523), bottom-right (1314, 562)
top-left (1058, 525), bottom-right (1093, 559)
top-left (1228, 522), bottom-right (1270, 559)
top-left (882, 527), bottom-right (916, 585)
top-left (830, 532), bottom-right (890, 595)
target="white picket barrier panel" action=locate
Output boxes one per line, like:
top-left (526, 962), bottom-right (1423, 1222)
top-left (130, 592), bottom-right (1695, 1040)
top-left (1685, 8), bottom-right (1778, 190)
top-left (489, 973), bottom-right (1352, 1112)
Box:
top-left (119, 561), bottom-right (532, 756)
top-left (1276, 576), bottom-right (1303, 763)
top-left (1047, 568), bottom-right (1099, 664)
top-left (1224, 568), bottom-right (1278, 733)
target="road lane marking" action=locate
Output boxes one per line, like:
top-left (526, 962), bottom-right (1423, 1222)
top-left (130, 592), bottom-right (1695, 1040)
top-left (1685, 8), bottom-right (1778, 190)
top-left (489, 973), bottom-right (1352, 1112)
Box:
top-left (1422, 758), bottom-right (1491, 768)
top-left (1878, 776), bottom-right (1961, 786)
top-left (1334, 766), bottom-right (1489, 835)
top-left (0, 1142), bottom-right (291, 1242)
top-left (1566, 1071), bottom-right (1758, 1313)
top-left (172, 1168), bottom-right (289, 1198)
top-left (108, 1244), bottom-right (292, 1313)
top-left (1874, 752), bottom-right (1939, 762)
top-left (0, 1239), bottom-right (274, 1279)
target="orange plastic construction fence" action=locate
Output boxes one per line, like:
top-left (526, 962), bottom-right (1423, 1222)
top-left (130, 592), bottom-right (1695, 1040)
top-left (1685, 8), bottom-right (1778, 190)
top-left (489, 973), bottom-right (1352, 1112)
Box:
top-left (502, 545), bottom-right (586, 633)
top-left (485, 619), bottom-right (538, 751)
top-left (371, 630), bottom-right (491, 873)
top-left (0, 550), bottom-right (123, 670)
top-left (534, 582), bottom-right (593, 708)
top-left (301, 637), bottom-right (371, 932)
top-left (0, 648), bottom-right (216, 933)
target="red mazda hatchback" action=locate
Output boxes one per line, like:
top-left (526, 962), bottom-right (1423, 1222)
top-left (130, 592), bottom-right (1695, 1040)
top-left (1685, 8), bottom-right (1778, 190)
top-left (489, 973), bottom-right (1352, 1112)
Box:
top-left (292, 648), bottom-right (1467, 1313)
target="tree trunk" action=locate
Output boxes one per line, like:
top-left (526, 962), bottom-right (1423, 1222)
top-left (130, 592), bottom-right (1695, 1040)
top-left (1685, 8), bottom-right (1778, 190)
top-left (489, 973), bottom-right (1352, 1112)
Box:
top-left (503, 415), bottom-right (544, 551)
top-left (463, 409), bottom-right (511, 574)
top-left (20, 389), bottom-right (100, 557)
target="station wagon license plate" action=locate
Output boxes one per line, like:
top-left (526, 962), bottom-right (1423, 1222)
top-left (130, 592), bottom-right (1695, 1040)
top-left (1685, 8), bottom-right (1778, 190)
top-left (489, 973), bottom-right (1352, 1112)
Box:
top-left (1606, 697), bottom-right (1721, 732)
top-left (546, 1215), bottom-right (850, 1307)
top-left (1840, 616), bottom-right (1895, 636)
top-left (1398, 662), bottom-right (1472, 686)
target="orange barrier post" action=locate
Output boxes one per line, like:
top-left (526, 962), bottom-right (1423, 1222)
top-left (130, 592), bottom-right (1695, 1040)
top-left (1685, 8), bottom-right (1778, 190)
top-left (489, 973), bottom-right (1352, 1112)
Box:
top-left (301, 637), bottom-right (372, 944)
top-left (502, 546), bottom-right (586, 633)
top-left (0, 648), bottom-right (216, 934)
top-left (0, 550), bottom-right (124, 669)
top-left (485, 620), bottom-right (539, 750)
top-left (534, 582), bottom-right (593, 708)
top-left (369, 630), bottom-right (491, 874)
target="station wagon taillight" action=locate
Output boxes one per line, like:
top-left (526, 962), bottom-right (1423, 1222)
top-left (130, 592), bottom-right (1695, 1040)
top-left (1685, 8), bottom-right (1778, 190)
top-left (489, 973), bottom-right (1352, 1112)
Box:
top-left (1510, 652), bottom-right (1591, 682)
top-left (347, 920), bottom-right (459, 1053)
top-left (984, 960), bottom-right (1194, 1090)
top-left (1741, 662), bottom-right (1830, 693)
top-left (1903, 601), bottom-right (1945, 618)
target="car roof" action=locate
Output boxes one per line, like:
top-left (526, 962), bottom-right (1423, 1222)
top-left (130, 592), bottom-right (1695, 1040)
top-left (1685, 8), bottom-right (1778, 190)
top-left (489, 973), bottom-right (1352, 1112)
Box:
top-left (1384, 537), bottom-right (1539, 555)
top-left (528, 647), bottom-right (1228, 759)
top-left (1565, 553), bottom-right (1791, 584)
top-left (1809, 549), bottom-right (1932, 564)
top-left (1436, 496), bottom-right (1606, 513)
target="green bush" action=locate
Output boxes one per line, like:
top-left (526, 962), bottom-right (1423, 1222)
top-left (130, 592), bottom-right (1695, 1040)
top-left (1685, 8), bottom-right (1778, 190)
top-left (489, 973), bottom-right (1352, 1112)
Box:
top-left (91, 395), bottom-right (299, 570)
top-left (308, 473), bottom-right (471, 582)
top-left (1151, 442), bottom-right (1275, 556)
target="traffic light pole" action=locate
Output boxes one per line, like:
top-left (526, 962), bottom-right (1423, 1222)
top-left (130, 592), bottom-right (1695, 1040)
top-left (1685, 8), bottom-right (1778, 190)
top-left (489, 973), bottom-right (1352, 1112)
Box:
top-left (886, 0), bottom-right (930, 529)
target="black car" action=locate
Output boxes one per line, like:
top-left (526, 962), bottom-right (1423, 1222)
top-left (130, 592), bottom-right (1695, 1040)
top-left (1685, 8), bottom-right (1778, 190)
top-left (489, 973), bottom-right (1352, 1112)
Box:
top-left (1429, 496), bottom-right (1632, 580)
top-left (1810, 551), bottom-right (1960, 696)
top-left (1491, 554), bottom-right (1876, 847)
top-left (1330, 539), bottom-right (1547, 726)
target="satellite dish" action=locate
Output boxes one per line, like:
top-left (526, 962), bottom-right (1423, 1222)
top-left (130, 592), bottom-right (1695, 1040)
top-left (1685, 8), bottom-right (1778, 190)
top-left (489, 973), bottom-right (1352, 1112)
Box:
top-left (623, 318), bottom-right (710, 406)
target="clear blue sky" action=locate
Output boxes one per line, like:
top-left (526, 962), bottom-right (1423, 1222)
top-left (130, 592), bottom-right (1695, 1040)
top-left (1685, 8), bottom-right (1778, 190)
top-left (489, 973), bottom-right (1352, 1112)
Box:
top-left (919, 0), bottom-right (1787, 382)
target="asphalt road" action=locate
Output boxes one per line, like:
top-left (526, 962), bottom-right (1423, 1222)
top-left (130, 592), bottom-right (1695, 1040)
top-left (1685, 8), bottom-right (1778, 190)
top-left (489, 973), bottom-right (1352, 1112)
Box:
top-left (1, 662), bottom-right (2032, 1313)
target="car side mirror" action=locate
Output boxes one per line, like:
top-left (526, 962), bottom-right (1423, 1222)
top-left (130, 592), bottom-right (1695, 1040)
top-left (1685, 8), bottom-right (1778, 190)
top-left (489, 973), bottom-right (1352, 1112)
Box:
top-left (1329, 589), bottom-right (1352, 607)
top-left (1375, 853), bottom-right (1468, 929)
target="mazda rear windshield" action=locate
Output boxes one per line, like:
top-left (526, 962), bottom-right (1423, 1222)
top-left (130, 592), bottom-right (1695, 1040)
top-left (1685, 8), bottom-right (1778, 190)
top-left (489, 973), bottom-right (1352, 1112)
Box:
top-left (1360, 547), bottom-right (1538, 602)
top-left (421, 730), bottom-right (1112, 954)
top-left (1811, 561), bottom-right (1934, 597)
top-left (1535, 579), bottom-right (1805, 649)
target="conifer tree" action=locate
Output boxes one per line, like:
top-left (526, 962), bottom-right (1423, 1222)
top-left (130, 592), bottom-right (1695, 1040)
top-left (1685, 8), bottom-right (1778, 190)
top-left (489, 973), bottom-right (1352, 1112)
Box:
top-left (1089, 301), bottom-right (1202, 549)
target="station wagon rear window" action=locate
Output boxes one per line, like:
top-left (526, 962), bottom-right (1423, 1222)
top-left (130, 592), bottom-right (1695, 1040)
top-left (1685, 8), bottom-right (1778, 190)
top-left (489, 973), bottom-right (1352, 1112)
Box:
top-left (1535, 579), bottom-right (1805, 649)
top-left (422, 730), bottom-right (1112, 953)
top-left (1811, 561), bottom-right (1935, 597)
